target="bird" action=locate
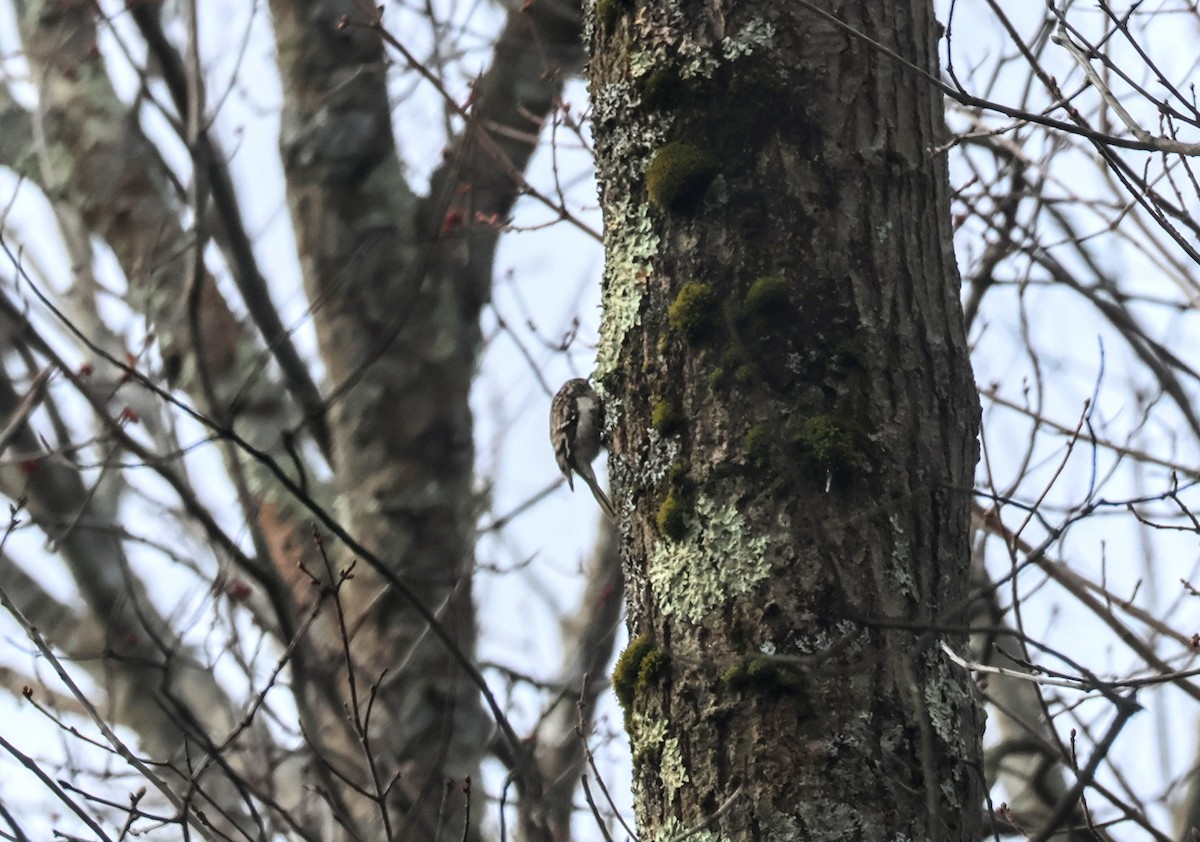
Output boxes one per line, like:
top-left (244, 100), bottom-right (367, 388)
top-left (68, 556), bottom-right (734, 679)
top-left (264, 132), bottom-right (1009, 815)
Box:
top-left (550, 378), bottom-right (616, 521)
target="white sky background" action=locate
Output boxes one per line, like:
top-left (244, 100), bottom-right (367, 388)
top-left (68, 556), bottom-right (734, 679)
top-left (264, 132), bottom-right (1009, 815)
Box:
top-left (0, 0), bottom-right (1196, 838)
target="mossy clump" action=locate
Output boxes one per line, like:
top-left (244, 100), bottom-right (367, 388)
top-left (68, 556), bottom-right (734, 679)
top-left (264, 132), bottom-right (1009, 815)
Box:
top-left (651, 399), bottom-right (684, 436)
top-left (708, 365), bottom-right (729, 392)
top-left (637, 649), bottom-right (667, 691)
top-left (640, 67), bottom-right (684, 111)
top-left (657, 490), bottom-right (689, 541)
top-left (743, 423), bottom-right (772, 464)
top-left (668, 282), bottom-right (719, 343)
top-left (744, 274), bottom-right (791, 316)
top-left (613, 635), bottom-right (666, 710)
top-left (710, 346), bottom-right (750, 392)
top-left (732, 362), bottom-right (758, 387)
top-left (646, 142), bottom-right (720, 212)
top-left (795, 415), bottom-right (870, 474)
top-left (722, 657), bottom-right (805, 693)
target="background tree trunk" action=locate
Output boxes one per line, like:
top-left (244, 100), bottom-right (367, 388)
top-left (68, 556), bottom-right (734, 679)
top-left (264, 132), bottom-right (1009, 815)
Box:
top-left (588, 1), bottom-right (985, 838)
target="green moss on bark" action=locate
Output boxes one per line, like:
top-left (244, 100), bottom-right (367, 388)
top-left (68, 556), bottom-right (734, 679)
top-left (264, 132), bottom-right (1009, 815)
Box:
top-left (795, 415), bottom-right (870, 474)
top-left (723, 657), bottom-right (807, 696)
top-left (613, 635), bottom-right (667, 712)
top-left (733, 362), bottom-right (758, 387)
top-left (646, 142), bottom-right (719, 212)
top-left (668, 282), bottom-right (718, 342)
top-left (744, 273), bottom-right (791, 315)
top-left (743, 423), bottom-right (771, 464)
top-left (657, 490), bottom-right (689, 541)
top-left (651, 399), bottom-right (684, 436)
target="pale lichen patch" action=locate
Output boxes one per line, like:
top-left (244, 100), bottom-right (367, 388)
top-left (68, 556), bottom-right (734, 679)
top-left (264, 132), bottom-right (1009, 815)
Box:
top-left (648, 494), bottom-right (770, 621)
top-left (721, 17), bottom-right (775, 60)
top-left (596, 197), bottom-right (657, 380)
top-left (659, 736), bottom-right (689, 801)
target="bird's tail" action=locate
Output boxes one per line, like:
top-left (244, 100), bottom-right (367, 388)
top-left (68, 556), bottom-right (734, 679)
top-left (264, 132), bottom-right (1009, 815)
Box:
top-left (583, 475), bottom-right (617, 522)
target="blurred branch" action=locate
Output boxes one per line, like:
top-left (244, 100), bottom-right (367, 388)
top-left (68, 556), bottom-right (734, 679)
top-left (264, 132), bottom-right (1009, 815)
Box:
top-left (0, 511), bottom-right (220, 842)
top-left (525, 519), bottom-right (623, 839)
top-left (125, 2), bottom-right (332, 460)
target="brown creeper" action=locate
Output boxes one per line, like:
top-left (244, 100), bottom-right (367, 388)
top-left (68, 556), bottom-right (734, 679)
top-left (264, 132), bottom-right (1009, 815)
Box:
top-left (550, 378), bottom-right (616, 521)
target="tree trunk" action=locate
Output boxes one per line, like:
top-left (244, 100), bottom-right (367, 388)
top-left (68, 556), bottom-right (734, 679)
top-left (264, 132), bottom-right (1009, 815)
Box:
top-left (268, 1), bottom-right (584, 837)
top-left (588, 1), bottom-right (985, 839)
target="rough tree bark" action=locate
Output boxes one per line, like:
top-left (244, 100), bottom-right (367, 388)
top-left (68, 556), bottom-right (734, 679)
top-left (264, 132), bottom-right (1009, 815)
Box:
top-left (588, 1), bottom-right (985, 839)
